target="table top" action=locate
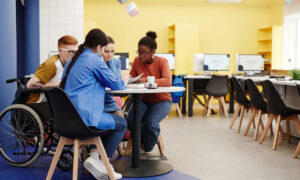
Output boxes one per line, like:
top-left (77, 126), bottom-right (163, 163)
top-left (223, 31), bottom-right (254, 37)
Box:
top-left (184, 75), bottom-right (212, 79)
top-left (234, 75), bottom-right (300, 86)
top-left (107, 86), bottom-right (185, 94)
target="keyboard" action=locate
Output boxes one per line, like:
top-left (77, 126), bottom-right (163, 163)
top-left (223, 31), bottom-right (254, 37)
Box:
top-left (270, 75), bottom-right (285, 78)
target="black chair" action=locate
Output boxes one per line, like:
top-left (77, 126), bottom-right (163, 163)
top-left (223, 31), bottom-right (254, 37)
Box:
top-left (203, 75), bottom-right (229, 117)
top-left (259, 80), bottom-right (300, 150)
top-left (243, 79), bottom-right (269, 139)
top-left (192, 79), bottom-right (216, 115)
top-left (229, 77), bottom-right (252, 133)
top-left (44, 88), bottom-right (115, 180)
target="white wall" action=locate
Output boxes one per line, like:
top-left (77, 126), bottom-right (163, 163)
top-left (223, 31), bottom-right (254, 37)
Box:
top-left (39, 0), bottom-right (84, 63)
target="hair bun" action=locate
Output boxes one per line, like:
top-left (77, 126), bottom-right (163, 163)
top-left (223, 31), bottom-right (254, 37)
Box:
top-left (146, 31), bottom-right (157, 40)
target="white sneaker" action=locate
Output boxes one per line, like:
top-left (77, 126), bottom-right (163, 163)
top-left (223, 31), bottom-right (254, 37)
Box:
top-left (84, 156), bottom-right (107, 180)
top-left (84, 156), bottom-right (122, 180)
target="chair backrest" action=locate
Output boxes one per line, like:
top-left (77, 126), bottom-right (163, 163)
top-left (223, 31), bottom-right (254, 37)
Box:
top-left (231, 77), bottom-right (250, 106)
top-left (244, 79), bottom-right (266, 110)
top-left (44, 87), bottom-right (99, 139)
top-left (204, 75), bottom-right (229, 97)
top-left (261, 80), bottom-right (286, 115)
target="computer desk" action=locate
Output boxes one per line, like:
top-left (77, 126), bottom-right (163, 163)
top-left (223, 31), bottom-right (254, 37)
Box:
top-left (182, 75), bottom-right (235, 117)
top-left (181, 75), bottom-right (300, 118)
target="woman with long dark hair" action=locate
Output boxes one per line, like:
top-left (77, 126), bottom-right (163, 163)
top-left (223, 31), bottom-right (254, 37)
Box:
top-left (60, 28), bottom-right (128, 179)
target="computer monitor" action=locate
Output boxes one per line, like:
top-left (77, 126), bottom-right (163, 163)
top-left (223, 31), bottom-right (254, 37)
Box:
top-left (203, 54), bottom-right (230, 71)
top-left (194, 53), bottom-right (204, 73)
top-left (114, 52), bottom-right (129, 70)
top-left (155, 53), bottom-right (175, 70)
top-left (49, 51), bottom-right (59, 57)
top-left (236, 54), bottom-right (264, 73)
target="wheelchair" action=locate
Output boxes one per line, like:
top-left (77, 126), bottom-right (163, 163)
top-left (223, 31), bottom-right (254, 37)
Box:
top-left (0, 77), bottom-right (73, 170)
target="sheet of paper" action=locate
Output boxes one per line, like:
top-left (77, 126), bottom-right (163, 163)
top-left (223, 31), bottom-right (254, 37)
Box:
top-left (128, 73), bottom-right (144, 84)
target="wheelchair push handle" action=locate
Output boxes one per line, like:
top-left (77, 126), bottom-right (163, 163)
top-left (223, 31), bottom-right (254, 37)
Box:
top-left (6, 78), bottom-right (18, 84)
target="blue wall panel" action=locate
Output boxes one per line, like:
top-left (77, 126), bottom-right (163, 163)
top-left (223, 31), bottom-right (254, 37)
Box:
top-left (24, 0), bottom-right (40, 75)
top-left (0, 1), bottom-right (17, 111)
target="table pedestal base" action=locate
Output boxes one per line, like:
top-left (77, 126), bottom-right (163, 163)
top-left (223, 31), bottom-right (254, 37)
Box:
top-left (112, 159), bottom-right (173, 177)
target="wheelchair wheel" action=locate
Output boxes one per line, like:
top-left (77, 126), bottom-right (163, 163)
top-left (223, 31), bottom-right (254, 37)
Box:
top-left (0, 104), bottom-right (45, 167)
top-left (57, 149), bottom-right (73, 171)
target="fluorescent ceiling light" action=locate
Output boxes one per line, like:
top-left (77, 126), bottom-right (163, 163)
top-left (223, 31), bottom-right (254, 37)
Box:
top-left (207, 0), bottom-right (242, 3)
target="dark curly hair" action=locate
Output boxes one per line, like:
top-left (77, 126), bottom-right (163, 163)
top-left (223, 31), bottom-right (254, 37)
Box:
top-left (138, 31), bottom-right (157, 50)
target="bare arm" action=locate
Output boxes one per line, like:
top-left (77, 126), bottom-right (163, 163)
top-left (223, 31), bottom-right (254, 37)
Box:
top-left (26, 75), bottom-right (59, 89)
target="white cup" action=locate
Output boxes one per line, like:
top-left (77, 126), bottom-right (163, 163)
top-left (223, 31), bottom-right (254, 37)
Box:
top-left (147, 76), bottom-right (155, 83)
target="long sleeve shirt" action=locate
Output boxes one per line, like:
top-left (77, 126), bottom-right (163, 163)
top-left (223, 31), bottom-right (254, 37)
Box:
top-left (130, 56), bottom-right (172, 104)
top-left (63, 48), bottom-right (126, 130)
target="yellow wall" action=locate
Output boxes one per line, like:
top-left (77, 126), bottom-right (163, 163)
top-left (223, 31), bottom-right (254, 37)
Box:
top-left (84, 0), bottom-right (283, 75)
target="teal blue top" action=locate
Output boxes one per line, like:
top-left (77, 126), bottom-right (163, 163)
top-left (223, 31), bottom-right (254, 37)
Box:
top-left (63, 48), bottom-right (126, 129)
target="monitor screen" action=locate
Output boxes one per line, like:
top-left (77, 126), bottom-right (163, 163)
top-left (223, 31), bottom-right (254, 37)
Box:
top-left (49, 51), bottom-right (59, 57)
top-left (114, 53), bottom-right (129, 70)
top-left (203, 54), bottom-right (230, 71)
top-left (237, 54), bottom-right (264, 71)
top-left (193, 53), bottom-right (204, 72)
top-left (155, 53), bottom-right (175, 70)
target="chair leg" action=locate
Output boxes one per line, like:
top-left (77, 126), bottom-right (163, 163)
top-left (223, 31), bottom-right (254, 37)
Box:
top-left (117, 145), bottom-right (123, 156)
top-left (243, 108), bottom-right (257, 136)
top-left (259, 115), bottom-right (274, 144)
top-left (94, 137), bottom-right (116, 180)
top-left (230, 104), bottom-right (242, 129)
top-left (254, 110), bottom-right (262, 140)
top-left (237, 105), bottom-right (245, 133)
top-left (286, 120), bottom-right (291, 143)
top-left (73, 139), bottom-right (80, 180)
top-left (273, 115), bottom-right (282, 150)
top-left (203, 96), bottom-right (211, 115)
top-left (220, 96), bottom-right (228, 117)
top-left (157, 134), bottom-right (165, 157)
top-left (218, 99), bottom-right (222, 114)
top-left (125, 137), bottom-right (132, 156)
top-left (46, 137), bottom-right (67, 180)
top-left (206, 96), bottom-right (214, 117)
top-left (279, 125), bottom-right (285, 141)
top-left (175, 103), bottom-right (182, 117)
top-left (293, 141), bottom-right (300, 158)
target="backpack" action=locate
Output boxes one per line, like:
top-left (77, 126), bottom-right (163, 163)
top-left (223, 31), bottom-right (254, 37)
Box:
top-left (171, 75), bottom-right (184, 103)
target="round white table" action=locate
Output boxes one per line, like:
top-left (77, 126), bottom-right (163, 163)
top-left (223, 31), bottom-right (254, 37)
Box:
top-left (107, 86), bottom-right (185, 177)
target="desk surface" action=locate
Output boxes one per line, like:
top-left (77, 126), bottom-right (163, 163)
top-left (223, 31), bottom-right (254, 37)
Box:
top-left (184, 75), bottom-right (211, 79)
top-left (107, 86), bottom-right (185, 94)
top-left (235, 75), bottom-right (300, 86)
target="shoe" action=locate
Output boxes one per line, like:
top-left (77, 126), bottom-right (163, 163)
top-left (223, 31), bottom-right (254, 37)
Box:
top-left (84, 156), bottom-right (107, 180)
top-left (84, 156), bottom-right (122, 180)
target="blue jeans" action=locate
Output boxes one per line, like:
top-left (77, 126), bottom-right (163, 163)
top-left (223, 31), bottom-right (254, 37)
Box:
top-left (127, 100), bottom-right (172, 152)
top-left (90, 113), bottom-right (127, 157)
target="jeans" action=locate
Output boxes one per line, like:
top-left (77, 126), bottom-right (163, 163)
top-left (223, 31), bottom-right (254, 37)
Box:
top-left (127, 100), bottom-right (172, 152)
top-left (90, 113), bottom-right (127, 157)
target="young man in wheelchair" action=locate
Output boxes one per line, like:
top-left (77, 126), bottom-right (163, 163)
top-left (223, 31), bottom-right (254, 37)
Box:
top-left (26, 35), bottom-right (78, 120)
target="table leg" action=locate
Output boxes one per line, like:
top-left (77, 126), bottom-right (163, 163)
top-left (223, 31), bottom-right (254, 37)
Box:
top-left (229, 79), bottom-right (234, 113)
top-left (188, 79), bottom-right (194, 117)
top-left (181, 78), bottom-right (187, 114)
top-left (112, 94), bottom-right (173, 177)
top-left (132, 94), bottom-right (141, 168)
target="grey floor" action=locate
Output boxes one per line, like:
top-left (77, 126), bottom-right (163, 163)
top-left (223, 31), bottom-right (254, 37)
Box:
top-left (147, 104), bottom-right (300, 180)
